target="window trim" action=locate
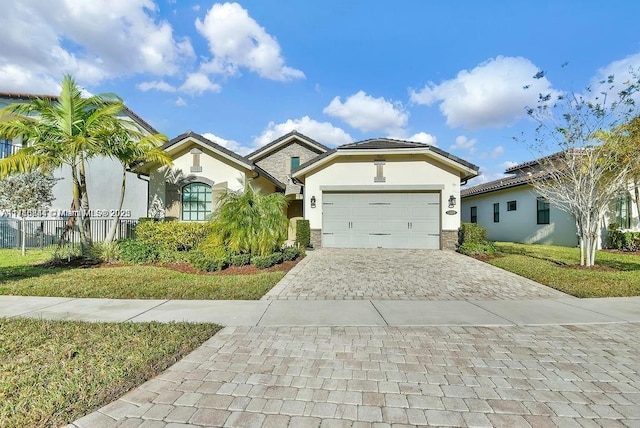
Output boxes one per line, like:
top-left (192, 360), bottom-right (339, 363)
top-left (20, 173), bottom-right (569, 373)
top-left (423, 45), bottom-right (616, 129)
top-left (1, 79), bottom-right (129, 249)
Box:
top-left (493, 203), bottom-right (500, 223)
top-left (537, 197), bottom-right (550, 225)
top-left (507, 200), bottom-right (517, 211)
top-left (470, 206), bottom-right (477, 224)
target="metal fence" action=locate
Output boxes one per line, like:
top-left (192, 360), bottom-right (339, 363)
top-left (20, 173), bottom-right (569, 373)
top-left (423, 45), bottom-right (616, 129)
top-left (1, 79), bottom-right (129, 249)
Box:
top-left (0, 218), bottom-right (138, 249)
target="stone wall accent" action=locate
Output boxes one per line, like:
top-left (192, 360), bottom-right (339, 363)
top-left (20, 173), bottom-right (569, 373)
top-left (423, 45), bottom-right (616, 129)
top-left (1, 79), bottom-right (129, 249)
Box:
top-left (255, 142), bottom-right (323, 184)
top-left (441, 229), bottom-right (459, 250)
top-left (310, 229), bottom-right (322, 249)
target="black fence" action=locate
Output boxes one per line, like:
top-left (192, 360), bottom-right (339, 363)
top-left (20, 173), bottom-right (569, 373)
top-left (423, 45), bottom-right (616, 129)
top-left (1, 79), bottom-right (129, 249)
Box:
top-left (0, 218), bottom-right (138, 249)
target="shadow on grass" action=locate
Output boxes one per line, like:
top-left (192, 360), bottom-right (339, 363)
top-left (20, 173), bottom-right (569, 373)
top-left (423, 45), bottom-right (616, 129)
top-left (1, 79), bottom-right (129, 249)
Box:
top-left (0, 264), bottom-right (67, 285)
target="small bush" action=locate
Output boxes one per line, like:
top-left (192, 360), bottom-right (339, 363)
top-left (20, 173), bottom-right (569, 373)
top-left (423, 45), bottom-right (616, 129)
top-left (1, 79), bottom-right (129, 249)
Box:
top-left (457, 223), bottom-right (495, 256)
top-left (295, 219), bottom-right (311, 248)
top-left (230, 253), bottom-right (252, 267)
top-left (282, 246), bottom-right (302, 261)
top-left (189, 238), bottom-right (228, 272)
top-left (606, 223), bottom-right (640, 251)
top-left (251, 252), bottom-right (283, 269)
top-left (90, 241), bottom-right (120, 263)
top-left (118, 239), bottom-right (160, 263)
top-left (157, 250), bottom-right (192, 264)
top-left (135, 220), bottom-right (210, 252)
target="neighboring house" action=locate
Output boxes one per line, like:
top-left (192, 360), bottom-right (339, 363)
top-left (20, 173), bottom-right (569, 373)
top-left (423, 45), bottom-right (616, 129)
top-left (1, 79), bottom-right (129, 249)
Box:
top-left (461, 157), bottom-right (640, 247)
top-left (0, 92), bottom-right (156, 219)
top-left (137, 131), bottom-right (479, 250)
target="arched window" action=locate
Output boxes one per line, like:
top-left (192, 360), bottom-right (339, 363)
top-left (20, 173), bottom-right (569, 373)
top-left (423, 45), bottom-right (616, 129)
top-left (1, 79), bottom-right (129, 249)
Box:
top-left (182, 182), bottom-right (212, 221)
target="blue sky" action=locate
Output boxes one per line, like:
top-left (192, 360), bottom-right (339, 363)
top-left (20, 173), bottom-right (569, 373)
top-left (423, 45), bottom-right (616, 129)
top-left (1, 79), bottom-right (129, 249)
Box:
top-left (1, 1), bottom-right (640, 184)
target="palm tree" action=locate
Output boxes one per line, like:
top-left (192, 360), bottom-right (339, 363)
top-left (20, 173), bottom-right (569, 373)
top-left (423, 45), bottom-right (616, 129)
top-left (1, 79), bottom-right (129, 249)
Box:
top-left (213, 186), bottom-right (289, 256)
top-left (0, 74), bottom-right (159, 255)
top-left (102, 128), bottom-right (171, 243)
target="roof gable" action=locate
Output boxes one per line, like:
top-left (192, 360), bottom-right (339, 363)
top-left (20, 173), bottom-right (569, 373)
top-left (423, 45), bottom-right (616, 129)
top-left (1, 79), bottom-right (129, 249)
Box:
top-left (247, 130), bottom-right (330, 161)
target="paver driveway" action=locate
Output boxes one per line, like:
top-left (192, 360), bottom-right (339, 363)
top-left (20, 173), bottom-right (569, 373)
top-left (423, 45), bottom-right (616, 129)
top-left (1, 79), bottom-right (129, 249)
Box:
top-left (265, 249), bottom-right (568, 300)
top-left (73, 323), bottom-right (640, 427)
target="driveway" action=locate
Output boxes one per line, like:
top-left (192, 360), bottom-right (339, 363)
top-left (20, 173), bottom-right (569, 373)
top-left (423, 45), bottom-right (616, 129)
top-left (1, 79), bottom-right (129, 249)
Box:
top-left (264, 248), bottom-right (569, 300)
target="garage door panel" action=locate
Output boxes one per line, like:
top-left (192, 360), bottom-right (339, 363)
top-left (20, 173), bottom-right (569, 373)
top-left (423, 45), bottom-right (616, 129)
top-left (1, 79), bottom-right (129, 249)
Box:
top-left (322, 192), bottom-right (441, 249)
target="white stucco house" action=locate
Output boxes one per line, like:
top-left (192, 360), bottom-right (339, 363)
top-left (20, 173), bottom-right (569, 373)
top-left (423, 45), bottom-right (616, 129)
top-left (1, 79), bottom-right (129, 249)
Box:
top-left (136, 131), bottom-right (479, 250)
top-left (461, 157), bottom-right (640, 247)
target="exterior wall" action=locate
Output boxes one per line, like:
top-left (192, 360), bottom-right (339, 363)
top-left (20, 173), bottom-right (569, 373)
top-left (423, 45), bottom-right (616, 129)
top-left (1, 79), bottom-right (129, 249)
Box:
top-left (441, 230), bottom-right (458, 251)
top-left (302, 155), bottom-right (463, 233)
top-left (147, 143), bottom-right (249, 219)
top-left (255, 141), bottom-right (323, 184)
top-left (461, 185), bottom-right (578, 247)
top-left (51, 157), bottom-right (149, 219)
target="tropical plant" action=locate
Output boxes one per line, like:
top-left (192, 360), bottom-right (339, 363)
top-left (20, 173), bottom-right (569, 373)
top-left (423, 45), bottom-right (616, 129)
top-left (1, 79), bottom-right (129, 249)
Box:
top-left (212, 186), bottom-right (289, 257)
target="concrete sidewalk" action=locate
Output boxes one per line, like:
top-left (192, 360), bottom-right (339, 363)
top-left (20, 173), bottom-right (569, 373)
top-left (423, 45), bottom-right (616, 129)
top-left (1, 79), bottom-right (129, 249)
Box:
top-left (2, 294), bottom-right (639, 326)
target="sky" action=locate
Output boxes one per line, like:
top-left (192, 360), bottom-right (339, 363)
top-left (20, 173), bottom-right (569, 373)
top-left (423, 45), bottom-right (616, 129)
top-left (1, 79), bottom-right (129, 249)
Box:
top-left (1, 0), bottom-right (640, 185)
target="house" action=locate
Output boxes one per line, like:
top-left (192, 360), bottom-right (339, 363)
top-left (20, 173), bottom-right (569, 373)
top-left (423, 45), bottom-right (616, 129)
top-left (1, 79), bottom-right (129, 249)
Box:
top-left (135, 131), bottom-right (479, 250)
top-left (0, 92), bottom-right (156, 219)
top-left (461, 156), bottom-right (640, 247)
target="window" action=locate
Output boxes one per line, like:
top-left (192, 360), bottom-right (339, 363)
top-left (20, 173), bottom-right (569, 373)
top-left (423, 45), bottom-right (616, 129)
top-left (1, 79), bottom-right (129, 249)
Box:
top-left (182, 183), bottom-right (212, 221)
top-left (615, 194), bottom-right (632, 229)
top-left (0, 139), bottom-right (14, 159)
top-left (507, 200), bottom-right (517, 211)
top-left (290, 156), bottom-right (300, 171)
top-left (493, 203), bottom-right (500, 223)
top-left (537, 197), bottom-right (550, 224)
top-left (470, 206), bottom-right (477, 223)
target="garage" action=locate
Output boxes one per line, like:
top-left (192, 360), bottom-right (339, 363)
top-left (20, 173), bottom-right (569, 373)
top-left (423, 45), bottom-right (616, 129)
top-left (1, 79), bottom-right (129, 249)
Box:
top-left (322, 191), bottom-right (441, 249)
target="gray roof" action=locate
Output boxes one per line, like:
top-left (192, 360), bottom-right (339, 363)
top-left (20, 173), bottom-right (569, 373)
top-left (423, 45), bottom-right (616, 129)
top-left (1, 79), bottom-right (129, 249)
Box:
top-left (293, 138), bottom-right (479, 176)
top-left (247, 130), bottom-right (330, 160)
top-left (0, 91), bottom-right (159, 135)
top-left (163, 131), bottom-right (285, 190)
top-left (461, 170), bottom-right (549, 197)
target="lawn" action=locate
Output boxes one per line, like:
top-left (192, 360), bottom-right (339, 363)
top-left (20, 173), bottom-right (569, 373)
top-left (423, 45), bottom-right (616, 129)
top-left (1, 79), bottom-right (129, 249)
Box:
top-left (487, 242), bottom-right (640, 297)
top-left (0, 318), bottom-right (220, 427)
top-left (0, 249), bottom-right (286, 300)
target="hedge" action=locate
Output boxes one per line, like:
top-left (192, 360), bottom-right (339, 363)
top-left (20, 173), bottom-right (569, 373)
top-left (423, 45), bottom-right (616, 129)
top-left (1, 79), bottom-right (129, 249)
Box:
top-left (135, 220), bottom-right (210, 252)
top-left (295, 219), bottom-right (311, 248)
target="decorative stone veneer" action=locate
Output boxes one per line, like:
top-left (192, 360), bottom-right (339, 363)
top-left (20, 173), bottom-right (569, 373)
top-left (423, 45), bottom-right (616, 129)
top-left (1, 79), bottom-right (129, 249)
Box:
top-left (254, 142), bottom-right (323, 184)
top-left (441, 229), bottom-right (459, 250)
top-left (310, 229), bottom-right (322, 249)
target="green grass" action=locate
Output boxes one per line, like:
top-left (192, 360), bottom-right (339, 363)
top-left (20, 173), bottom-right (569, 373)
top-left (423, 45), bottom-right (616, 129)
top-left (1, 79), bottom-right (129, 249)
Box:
top-left (487, 242), bottom-right (640, 297)
top-left (0, 249), bottom-right (285, 300)
top-left (0, 318), bottom-right (220, 427)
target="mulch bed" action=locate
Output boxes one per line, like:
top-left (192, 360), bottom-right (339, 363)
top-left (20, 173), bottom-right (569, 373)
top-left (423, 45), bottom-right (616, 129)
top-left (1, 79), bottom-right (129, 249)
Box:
top-left (38, 256), bottom-right (302, 276)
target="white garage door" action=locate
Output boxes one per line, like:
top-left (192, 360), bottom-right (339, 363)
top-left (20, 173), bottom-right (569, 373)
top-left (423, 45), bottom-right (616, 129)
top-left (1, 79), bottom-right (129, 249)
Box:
top-left (322, 192), bottom-right (441, 249)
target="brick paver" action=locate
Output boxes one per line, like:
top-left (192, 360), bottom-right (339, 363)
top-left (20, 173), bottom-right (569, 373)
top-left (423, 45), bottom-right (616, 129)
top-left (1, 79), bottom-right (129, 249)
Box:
top-left (71, 323), bottom-right (640, 427)
top-left (264, 248), bottom-right (569, 300)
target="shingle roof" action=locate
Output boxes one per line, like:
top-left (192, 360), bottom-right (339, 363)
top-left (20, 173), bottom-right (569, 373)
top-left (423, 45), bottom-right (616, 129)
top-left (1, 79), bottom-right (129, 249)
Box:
top-left (339, 138), bottom-right (430, 150)
top-left (163, 131), bottom-right (285, 190)
top-left (247, 130), bottom-right (330, 160)
top-left (0, 91), bottom-right (159, 135)
top-left (461, 170), bottom-right (548, 197)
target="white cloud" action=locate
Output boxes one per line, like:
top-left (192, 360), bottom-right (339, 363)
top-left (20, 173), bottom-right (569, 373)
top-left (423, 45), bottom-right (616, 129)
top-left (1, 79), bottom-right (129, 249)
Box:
top-left (253, 116), bottom-right (352, 148)
top-left (408, 132), bottom-right (437, 146)
top-left (202, 132), bottom-right (248, 154)
top-left (195, 2), bottom-right (304, 81)
top-left (137, 80), bottom-right (177, 92)
top-left (179, 72), bottom-right (221, 95)
top-left (0, 0), bottom-right (194, 92)
top-left (490, 146), bottom-right (504, 159)
top-left (449, 135), bottom-right (477, 153)
top-left (588, 52), bottom-right (640, 103)
top-left (410, 56), bottom-right (559, 129)
top-left (500, 160), bottom-right (519, 170)
top-left (323, 91), bottom-right (408, 133)
top-left (467, 169), bottom-right (508, 185)
top-left (175, 97), bottom-right (187, 107)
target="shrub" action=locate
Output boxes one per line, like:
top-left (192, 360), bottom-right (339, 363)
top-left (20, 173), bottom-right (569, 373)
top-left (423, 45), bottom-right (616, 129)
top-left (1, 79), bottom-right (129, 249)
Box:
top-left (189, 243), bottom-right (228, 272)
top-left (229, 253), bottom-right (252, 267)
top-left (295, 219), bottom-right (311, 248)
top-left (282, 246), bottom-right (303, 261)
top-left (135, 220), bottom-right (210, 252)
top-left (118, 239), bottom-right (160, 263)
top-left (157, 250), bottom-right (192, 264)
top-left (606, 223), bottom-right (640, 251)
top-left (251, 252), bottom-right (283, 269)
top-left (90, 241), bottom-right (121, 263)
top-left (457, 223), bottom-right (495, 256)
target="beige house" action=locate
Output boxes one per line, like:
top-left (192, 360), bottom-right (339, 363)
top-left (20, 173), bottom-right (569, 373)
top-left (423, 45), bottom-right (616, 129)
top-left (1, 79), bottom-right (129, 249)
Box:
top-left (137, 131), bottom-right (479, 250)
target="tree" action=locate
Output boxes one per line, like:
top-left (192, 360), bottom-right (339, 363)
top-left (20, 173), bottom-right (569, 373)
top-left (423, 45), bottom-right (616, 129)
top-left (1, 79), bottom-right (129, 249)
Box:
top-left (524, 75), bottom-right (639, 266)
top-left (0, 172), bottom-right (56, 255)
top-left (611, 116), bottom-right (640, 222)
top-left (102, 129), bottom-right (171, 243)
top-left (212, 186), bottom-right (289, 256)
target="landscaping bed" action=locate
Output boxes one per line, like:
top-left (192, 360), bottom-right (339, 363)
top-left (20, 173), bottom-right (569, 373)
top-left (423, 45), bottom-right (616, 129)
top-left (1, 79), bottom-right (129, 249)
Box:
top-left (484, 242), bottom-right (640, 298)
top-left (0, 318), bottom-right (220, 427)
